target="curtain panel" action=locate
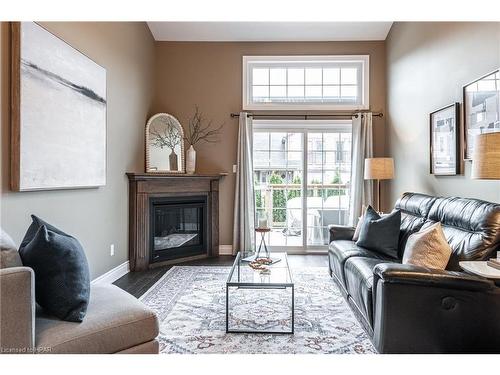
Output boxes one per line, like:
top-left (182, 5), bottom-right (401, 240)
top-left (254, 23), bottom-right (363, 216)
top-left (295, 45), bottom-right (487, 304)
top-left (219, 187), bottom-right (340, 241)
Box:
top-left (232, 113), bottom-right (255, 255)
top-left (349, 112), bottom-right (374, 226)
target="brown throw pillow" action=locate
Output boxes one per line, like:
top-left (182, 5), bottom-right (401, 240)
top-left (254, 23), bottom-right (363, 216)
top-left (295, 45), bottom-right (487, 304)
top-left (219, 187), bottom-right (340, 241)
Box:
top-left (402, 222), bottom-right (452, 270)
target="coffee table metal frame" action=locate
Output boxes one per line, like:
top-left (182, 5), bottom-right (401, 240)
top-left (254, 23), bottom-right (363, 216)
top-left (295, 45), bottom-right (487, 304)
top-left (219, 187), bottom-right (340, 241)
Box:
top-left (225, 251), bottom-right (294, 334)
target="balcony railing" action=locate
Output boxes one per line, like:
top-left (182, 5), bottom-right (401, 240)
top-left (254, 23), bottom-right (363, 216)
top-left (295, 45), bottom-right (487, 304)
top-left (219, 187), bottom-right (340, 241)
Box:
top-left (255, 183), bottom-right (349, 228)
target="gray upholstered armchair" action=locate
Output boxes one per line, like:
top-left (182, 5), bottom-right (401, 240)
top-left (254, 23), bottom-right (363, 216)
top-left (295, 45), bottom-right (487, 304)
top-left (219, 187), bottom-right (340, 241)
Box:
top-left (0, 266), bottom-right (35, 353)
top-left (0, 229), bottom-right (159, 354)
top-left (0, 266), bottom-right (160, 354)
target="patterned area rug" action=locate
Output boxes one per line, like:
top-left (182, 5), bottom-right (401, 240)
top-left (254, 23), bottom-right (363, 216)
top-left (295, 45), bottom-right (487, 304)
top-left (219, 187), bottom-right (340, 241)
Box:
top-left (140, 266), bottom-right (376, 354)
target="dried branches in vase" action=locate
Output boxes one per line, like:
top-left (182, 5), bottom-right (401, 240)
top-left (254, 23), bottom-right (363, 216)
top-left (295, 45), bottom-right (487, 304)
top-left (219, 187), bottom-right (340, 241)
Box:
top-left (184, 106), bottom-right (224, 146)
top-left (184, 106), bottom-right (224, 174)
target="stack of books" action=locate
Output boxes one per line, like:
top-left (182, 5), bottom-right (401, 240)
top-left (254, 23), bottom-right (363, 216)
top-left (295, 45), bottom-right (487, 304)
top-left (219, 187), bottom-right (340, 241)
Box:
top-left (486, 258), bottom-right (500, 271)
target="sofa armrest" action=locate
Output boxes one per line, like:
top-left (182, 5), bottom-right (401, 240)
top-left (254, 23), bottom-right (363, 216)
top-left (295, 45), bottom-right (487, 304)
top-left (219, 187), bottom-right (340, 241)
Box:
top-left (328, 225), bottom-right (355, 243)
top-left (371, 263), bottom-right (500, 353)
top-left (0, 267), bottom-right (35, 353)
top-left (373, 263), bottom-right (494, 292)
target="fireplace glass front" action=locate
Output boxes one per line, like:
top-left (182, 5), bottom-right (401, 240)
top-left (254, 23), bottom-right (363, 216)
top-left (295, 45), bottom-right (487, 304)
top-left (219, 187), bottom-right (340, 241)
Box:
top-left (150, 196), bottom-right (207, 263)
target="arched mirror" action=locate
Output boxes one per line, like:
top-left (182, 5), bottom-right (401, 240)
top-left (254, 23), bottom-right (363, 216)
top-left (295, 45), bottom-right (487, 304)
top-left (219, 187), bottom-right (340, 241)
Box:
top-left (145, 113), bottom-right (185, 173)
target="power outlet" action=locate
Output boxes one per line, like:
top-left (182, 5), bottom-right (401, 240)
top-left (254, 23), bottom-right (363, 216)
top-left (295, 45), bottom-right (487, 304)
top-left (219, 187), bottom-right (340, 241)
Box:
top-left (110, 244), bottom-right (115, 256)
top-left (233, 164), bottom-right (237, 173)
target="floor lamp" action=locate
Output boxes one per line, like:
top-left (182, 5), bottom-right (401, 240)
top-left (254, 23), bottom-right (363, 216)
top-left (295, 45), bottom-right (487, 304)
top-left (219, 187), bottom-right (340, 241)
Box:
top-left (364, 158), bottom-right (394, 212)
top-left (471, 132), bottom-right (500, 180)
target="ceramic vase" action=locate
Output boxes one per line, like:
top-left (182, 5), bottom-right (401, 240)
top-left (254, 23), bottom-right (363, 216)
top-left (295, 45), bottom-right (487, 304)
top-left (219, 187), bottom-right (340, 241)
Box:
top-left (169, 150), bottom-right (178, 171)
top-left (186, 145), bottom-right (196, 174)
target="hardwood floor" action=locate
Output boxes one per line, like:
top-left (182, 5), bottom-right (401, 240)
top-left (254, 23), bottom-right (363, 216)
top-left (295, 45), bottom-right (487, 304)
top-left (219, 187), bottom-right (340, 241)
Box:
top-left (114, 254), bottom-right (328, 298)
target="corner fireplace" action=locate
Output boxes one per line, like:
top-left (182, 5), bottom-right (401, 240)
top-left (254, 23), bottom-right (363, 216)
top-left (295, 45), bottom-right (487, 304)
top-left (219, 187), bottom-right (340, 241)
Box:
top-left (127, 173), bottom-right (223, 272)
top-left (149, 196), bottom-right (208, 264)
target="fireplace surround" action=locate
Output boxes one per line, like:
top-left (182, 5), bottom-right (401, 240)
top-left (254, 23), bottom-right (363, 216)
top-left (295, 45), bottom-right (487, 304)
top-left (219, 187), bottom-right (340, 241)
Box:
top-left (127, 173), bottom-right (225, 271)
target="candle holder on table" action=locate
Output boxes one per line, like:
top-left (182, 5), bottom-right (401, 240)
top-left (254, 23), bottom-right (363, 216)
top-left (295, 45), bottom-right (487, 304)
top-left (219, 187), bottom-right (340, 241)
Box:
top-left (242, 227), bottom-right (281, 265)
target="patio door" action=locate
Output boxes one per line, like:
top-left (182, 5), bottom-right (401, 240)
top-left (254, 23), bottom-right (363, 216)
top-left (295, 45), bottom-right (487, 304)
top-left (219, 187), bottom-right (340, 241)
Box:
top-left (253, 120), bottom-right (352, 252)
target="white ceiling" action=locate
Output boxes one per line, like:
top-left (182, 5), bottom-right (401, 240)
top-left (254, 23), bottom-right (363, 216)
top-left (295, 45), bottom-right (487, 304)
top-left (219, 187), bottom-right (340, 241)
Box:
top-left (147, 22), bottom-right (393, 42)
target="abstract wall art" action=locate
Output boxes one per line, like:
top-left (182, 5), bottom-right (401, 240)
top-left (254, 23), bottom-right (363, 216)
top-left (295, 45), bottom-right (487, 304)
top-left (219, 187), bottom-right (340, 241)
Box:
top-left (11, 22), bottom-right (107, 191)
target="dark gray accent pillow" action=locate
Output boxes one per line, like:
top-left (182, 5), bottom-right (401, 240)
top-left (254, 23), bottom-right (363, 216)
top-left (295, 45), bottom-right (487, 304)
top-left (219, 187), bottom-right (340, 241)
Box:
top-left (356, 206), bottom-right (401, 259)
top-left (20, 215), bottom-right (70, 248)
top-left (19, 215), bottom-right (90, 322)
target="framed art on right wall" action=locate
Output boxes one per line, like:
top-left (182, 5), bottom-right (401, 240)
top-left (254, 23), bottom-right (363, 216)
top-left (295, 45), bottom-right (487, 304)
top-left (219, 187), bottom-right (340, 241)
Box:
top-left (430, 103), bottom-right (460, 175)
top-left (463, 69), bottom-right (500, 160)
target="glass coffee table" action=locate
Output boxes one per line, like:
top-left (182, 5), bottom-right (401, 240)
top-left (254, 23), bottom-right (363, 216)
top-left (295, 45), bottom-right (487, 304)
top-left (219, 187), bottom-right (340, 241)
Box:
top-left (226, 252), bottom-right (294, 334)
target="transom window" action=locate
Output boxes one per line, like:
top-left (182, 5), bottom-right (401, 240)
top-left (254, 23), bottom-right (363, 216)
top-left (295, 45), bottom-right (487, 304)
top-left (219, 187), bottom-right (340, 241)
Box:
top-left (243, 55), bottom-right (369, 111)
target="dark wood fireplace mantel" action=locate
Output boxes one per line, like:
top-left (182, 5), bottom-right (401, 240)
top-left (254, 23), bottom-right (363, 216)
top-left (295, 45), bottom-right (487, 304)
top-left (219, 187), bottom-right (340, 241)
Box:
top-left (127, 172), bottom-right (226, 271)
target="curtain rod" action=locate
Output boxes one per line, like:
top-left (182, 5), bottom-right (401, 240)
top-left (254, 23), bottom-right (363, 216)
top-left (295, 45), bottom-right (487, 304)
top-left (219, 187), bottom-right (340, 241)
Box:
top-left (230, 112), bottom-right (383, 119)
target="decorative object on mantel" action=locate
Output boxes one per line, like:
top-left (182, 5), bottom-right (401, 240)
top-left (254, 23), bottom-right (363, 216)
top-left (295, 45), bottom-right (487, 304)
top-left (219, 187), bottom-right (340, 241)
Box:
top-left (184, 106), bottom-right (224, 174)
top-left (186, 145), bottom-right (196, 174)
top-left (145, 113), bottom-right (185, 174)
top-left (463, 69), bottom-right (499, 160)
top-left (364, 158), bottom-right (394, 212)
top-left (430, 103), bottom-right (460, 175)
top-left (11, 22), bottom-right (107, 191)
top-left (471, 132), bottom-right (500, 179)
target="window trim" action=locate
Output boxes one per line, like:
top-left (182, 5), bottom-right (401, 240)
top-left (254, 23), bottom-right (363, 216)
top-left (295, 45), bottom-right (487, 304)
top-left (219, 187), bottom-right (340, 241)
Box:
top-left (243, 55), bottom-right (369, 111)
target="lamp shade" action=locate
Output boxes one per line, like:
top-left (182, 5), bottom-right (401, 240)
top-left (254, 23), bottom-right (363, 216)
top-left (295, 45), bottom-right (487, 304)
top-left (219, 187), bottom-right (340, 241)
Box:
top-left (364, 158), bottom-right (394, 180)
top-left (471, 132), bottom-right (500, 180)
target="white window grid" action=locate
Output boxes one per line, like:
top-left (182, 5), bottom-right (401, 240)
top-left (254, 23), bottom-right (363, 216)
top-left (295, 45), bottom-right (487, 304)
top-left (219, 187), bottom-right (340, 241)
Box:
top-left (243, 55), bottom-right (369, 111)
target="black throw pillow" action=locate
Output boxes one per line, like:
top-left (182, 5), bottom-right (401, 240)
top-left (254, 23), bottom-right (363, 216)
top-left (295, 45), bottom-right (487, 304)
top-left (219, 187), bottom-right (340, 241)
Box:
top-left (20, 215), bottom-right (69, 248)
top-left (356, 206), bottom-right (401, 259)
top-left (19, 215), bottom-right (90, 322)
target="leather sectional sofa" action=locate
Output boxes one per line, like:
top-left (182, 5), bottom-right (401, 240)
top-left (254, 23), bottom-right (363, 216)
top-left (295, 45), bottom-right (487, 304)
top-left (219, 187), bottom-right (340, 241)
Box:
top-left (328, 192), bottom-right (500, 353)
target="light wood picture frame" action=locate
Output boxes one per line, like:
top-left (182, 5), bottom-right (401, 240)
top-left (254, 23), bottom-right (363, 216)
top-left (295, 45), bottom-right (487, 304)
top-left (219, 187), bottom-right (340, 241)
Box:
top-left (11, 22), bottom-right (107, 191)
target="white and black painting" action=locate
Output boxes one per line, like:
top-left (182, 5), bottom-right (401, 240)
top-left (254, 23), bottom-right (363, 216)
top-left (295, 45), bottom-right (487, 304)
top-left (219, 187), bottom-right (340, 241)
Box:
top-left (430, 103), bottom-right (460, 175)
top-left (13, 22), bottom-right (106, 191)
top-left (463, 70), bottom-right (500, 160)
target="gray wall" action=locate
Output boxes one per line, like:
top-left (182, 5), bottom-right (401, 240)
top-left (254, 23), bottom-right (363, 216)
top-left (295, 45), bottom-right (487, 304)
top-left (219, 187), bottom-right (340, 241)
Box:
top-left (385, 22), bottom-right (500, 208)
top-left (0, 22), bottom-right (155, 279)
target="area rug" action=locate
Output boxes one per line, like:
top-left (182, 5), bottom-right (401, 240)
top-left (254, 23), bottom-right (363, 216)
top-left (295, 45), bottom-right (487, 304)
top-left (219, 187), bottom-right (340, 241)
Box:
top-left (140, 266), bottom-right (376, 354)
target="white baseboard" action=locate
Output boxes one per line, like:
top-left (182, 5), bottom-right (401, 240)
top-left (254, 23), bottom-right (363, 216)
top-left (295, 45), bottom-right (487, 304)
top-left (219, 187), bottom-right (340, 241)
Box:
top-left (218, 245), bottom-right (233, 255)
top-left (91, 261), bottom-right (130, 285)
